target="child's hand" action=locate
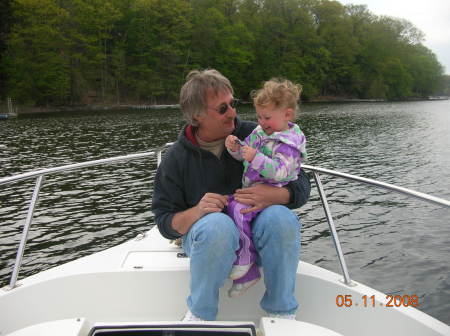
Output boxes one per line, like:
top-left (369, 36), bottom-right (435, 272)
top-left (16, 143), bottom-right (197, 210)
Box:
top-left (241, 146), bottom-right (257, 162)
top-left (225, 135), bottom-right (240, 152)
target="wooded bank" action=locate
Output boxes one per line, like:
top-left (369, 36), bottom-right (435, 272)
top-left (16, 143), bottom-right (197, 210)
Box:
top-left (0, 0), bottom-right (448, 107)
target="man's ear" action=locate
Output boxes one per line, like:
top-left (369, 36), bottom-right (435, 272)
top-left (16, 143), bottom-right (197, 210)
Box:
top-left (193, 112), bottom-right (204, 123)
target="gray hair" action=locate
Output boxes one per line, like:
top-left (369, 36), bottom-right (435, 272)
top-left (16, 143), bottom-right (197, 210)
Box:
top-left (180, 69), bottom-right (234, 126)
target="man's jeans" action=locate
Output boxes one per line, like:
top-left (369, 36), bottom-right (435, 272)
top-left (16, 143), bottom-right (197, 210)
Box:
top-left (182, 205), bottom-right (301, 320)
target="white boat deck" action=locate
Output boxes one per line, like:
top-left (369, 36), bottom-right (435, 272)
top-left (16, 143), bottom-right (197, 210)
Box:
top-left (8, 318), bottom-right (345, 336)
top-left (1, 227), bottom-right (449, 336)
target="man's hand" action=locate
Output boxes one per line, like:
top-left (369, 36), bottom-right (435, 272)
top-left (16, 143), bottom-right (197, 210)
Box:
top-left (194, 192), bottom-right (228, 217)
top-left (225, 135), bottom-right (240, 152)
top-left (172, 193), bottom-right (228, 235)
top-left (233, 184), bottom-right (290, 214)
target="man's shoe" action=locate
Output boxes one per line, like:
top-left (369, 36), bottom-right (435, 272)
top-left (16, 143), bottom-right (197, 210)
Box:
top-left (267, 313), bottom-right (296, 320)
top-left (228, 278), bottom-right (259, 298)
top-left (182, 309), bottom-right (205, 322)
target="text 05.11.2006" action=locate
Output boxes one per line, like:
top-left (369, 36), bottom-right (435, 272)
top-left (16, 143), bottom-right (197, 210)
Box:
top-left (335, 294), bottom-right (419, 308)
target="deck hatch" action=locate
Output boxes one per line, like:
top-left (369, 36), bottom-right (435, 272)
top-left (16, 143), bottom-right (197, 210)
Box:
top-left (89, 323), bottom-right (256, 336)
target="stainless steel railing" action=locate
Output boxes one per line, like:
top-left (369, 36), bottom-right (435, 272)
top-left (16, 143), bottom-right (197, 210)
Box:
top-left (1, 144), bottom-right (173, 290)
top-left (303, 165), bottom-right (450, 285)
top-left (1, 142), bottom-right (449, 289)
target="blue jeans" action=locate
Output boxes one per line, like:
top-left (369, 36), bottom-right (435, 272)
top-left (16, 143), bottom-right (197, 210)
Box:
top-left (182, 205), bottom-right (301, 320)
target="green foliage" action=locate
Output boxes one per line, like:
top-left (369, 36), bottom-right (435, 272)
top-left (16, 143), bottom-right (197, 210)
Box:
top-left (125, 0), bottom-right (192, 102)
top-left (440, 75), bottom-right (450, 96)
top-left (5, 0), bottom-right (70, 105)
top-left (0, 0), bottom-right (12, 97)
top-left (0, 0), bottom-right (446, 105)
top-left (406, 45), bottom-right (444, 97)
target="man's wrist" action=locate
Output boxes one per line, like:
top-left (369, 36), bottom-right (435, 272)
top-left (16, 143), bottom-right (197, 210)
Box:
top-left (277, 186), bottom-right (291, 205)
top-left (263, 185), bottom-right (291, 205)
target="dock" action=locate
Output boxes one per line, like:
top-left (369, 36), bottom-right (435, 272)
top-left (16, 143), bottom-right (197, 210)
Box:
top-left (0, 98), bottom-right (18, 119)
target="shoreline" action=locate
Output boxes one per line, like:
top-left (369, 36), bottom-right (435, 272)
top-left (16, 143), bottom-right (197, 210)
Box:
top-left (5, 103), bottom-right (181, 115)
top-left (3, 96), bottom-right (449, 115)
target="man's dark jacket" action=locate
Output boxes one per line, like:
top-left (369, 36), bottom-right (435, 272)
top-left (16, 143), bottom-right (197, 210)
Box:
top-left (152, 118), bottom-right (311, 240)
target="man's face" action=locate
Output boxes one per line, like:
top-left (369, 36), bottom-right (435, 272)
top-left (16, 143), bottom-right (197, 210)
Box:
top-left (196, 89), bottom-right (237, 141)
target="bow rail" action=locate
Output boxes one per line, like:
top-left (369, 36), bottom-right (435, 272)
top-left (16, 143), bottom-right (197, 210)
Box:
top-left (1, 142), bottom-right (449, 289)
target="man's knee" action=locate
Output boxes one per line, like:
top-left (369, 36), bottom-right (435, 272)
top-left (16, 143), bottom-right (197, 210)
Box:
top-left (191, 213), bottom-right (239, 247)
top-left (253, 205), bottom-right (300, 241)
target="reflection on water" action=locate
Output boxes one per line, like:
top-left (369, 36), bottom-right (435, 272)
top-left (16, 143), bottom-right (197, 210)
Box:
top-left (1, 101), bottom-right (449, 324)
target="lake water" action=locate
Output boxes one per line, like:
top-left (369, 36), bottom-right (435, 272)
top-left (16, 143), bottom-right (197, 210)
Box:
top-left (1, 100), bottom-right (449, 325)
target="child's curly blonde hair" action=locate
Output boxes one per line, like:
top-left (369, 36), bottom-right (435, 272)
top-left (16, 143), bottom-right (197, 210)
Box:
top-left (251, 78), bottom-right (302, 116)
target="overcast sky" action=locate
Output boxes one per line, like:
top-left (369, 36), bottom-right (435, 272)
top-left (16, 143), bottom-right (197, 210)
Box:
top-left (339, 0), bottom-right (450, 74)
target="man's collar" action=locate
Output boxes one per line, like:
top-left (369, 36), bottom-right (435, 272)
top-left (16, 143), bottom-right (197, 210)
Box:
top-left (185, 125), bottom-right (199, 146)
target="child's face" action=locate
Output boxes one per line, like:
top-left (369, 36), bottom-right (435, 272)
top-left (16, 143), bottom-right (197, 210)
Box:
top-left (256, 104), bottom-right (292, 135)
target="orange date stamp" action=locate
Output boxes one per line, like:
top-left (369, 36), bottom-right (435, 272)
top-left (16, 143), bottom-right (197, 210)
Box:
top-left (336, 294), bottom-right (420, 308)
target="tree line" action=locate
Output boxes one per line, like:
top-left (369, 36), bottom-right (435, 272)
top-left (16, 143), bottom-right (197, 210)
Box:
top-left (0, 0), bottom-right (447, 106)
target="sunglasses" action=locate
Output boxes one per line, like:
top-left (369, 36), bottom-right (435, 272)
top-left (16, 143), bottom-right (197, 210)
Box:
top-left (208, 98), bottom-right (239, 115)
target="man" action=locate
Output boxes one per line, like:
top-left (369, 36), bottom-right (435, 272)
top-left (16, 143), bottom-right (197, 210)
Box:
top-left (152, 69), bottom-right (310, 321)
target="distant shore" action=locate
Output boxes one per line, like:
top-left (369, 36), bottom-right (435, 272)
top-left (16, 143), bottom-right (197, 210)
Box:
top-left (3, 96), bottom-right (449, 115)
top-left (2, 103), bottom-right (181, 115)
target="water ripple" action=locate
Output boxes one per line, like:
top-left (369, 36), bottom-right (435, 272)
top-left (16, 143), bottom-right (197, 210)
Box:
top-left (1, 103), bottom-right (449, 324)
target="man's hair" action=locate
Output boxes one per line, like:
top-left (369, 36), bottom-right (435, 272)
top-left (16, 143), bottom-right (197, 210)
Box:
top-left (251, 78), bottom-right (302, 116)
top-left (180, 69), bottom-right (234, 126)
